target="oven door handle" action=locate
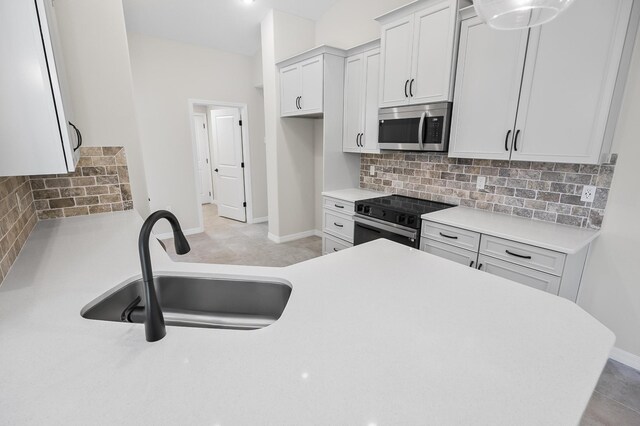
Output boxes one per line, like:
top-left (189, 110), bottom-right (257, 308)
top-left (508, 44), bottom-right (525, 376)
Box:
top-left (354, 215), bottom-right (417, 239)
top-left (418, 111), bottom-right (427, 150)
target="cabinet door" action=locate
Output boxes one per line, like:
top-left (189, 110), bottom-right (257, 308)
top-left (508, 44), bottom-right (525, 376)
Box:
top-left (362, 49), bottom-right (381, 153)
top-left (410, 3), bottom-right (455, 104)
top-left (0, 0), bottom-right (70, 176)
top-left (512, 0), bottom-right (632, 164)
top-left (280, 63), bottom-right (300, 117)
top-left (421, 239), bottom-right (478, 268)
top-left (40, 0), bottom-right (80, 171)
top-left (448, 16), bottom-right (528, 160)
top-left (477, 255), bottom-right (561, 295)
top-left (379, 16), bottom-right (414, 108)
top-left (343, 54), bottom-right (364, 153)
top-left (300, 55), bottom-right (323, 114)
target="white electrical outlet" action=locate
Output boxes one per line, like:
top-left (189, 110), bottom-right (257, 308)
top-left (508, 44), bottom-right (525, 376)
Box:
top-left (476, 176), bottom-right (486, 191)
top-left (369, 165), bottom-right (375, 176)
top-left (581, 185), bottom-right (596, 202)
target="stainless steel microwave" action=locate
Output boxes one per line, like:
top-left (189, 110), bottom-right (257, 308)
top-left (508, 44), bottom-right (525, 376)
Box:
top-left (378, 102), bottom-right (452, 152)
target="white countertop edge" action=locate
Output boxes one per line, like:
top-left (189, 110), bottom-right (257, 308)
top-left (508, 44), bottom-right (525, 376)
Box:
top-left (422, 207), bottom-right (600, 254)
top-left (321, 188), bottom-right (388, 203)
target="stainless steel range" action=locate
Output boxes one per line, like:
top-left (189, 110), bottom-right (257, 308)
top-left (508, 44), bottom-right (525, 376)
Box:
top-left (354, 195), bottom-right (454, 249)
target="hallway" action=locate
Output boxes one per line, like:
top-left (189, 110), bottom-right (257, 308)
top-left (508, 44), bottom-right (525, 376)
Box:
top-left (164, 204), bottom-right (322, 267)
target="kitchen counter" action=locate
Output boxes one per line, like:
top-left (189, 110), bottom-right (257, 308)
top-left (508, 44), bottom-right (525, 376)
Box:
top-left (423, 206), bottom-right (600, 254)
top-left (0, 211), bottom-right (613, 425)
top-left (322, 187), bottom-right (387, 203)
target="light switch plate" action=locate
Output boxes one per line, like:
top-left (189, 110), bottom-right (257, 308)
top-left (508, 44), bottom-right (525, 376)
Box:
top-left (581, 185), bottom-right (596, 202)
top-left (476, 176), bottom-right (486, 191)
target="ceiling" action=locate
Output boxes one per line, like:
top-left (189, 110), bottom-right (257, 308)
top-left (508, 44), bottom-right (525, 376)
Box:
top-left (122, 0), bottom-right (339, 56)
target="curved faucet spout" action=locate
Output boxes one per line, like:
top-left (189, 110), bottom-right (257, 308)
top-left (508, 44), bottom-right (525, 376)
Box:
top-left (138, 210), bottom-right (191, 342)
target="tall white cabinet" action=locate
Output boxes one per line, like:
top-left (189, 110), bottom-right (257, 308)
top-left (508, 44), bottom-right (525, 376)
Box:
top-left (0, 0), bottom-right (80, 176)
top-left (376, 0), bottom-right (467, 108)
top-left (449, 0), bottom-right (637, 164)
top-left (342, 42), bottom-right (381, 154)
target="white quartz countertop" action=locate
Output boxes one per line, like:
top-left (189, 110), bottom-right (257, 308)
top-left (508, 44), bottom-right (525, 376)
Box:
top-left (322, 188), bottom-right (387, 203)
top-left (423, 206), bottom-right (600, 254)
top-left (0, 211), bottom-right (613, 425)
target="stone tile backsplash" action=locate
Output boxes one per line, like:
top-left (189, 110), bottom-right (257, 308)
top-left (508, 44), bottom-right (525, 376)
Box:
top-left (0, 176), bottom-right (37, 283)
top-left (360, 153), bottom-right (617, 229)
top-left (32, 147), bottom-right (133, 220)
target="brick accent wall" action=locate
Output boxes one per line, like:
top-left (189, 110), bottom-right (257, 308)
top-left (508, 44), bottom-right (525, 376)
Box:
top-left (0, 176), bottom-right (37, 283)
top-left (32, 147), bottom-right (133, 220)
top-left (360, 153), bottom-right (617, 229)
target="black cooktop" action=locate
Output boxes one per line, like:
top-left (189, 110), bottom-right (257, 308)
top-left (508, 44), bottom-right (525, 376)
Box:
top-left (361, 195), bottom-right (453, 215)
top-left (355, 195), bottom-right (454, 229)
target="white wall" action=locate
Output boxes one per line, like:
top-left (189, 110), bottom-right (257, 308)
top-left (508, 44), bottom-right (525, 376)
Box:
top-left (315, 0), bottom-right (409, 48)
top-left (127, 33), bottom-right (268, 233)
top-left (53, 0), bottom-right (150, 217)
top-left (261, 11), bottom-right (317, 239)
top-left (578, 28), bottom-right (640, 361)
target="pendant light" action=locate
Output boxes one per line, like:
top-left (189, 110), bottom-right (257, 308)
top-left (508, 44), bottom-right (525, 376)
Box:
top-left (473, 0), bottom-right (576, 30)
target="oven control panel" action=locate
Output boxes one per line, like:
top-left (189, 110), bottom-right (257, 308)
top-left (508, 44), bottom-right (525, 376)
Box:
top-left (355, 202), bottom-right (419, 229)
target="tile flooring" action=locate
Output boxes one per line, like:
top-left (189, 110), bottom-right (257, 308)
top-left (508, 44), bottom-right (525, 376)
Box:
top-left (164, 204), bottom-right (322, 267)
top-left (582, 360), bottom-right (640, 425)
top-left (165, 206), bottom-right (640, 424)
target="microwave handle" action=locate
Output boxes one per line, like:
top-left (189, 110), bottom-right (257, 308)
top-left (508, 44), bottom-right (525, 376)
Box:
top-left (418, 112), bottom-right (427, 150)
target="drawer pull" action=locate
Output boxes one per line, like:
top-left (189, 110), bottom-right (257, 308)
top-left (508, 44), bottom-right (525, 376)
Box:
top-left (333, 248), bottom-right (339, 252)
top-left (477, 263), bottom-right (483, 270)
top-left (439, 232), bottom-right (458, 240)
top-left (469, 260), bottom-right (475, 268)
top-left (334, 222), bottom-right (344, 228)
top-left (334, 204), bottom-right (344, 209)
top-left (505, 250), bottom-right (532, 259)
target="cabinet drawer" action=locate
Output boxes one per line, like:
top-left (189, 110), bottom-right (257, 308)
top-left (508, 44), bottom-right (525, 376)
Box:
top-left (323, 210), bottom-right (354, 243)
top-left (422, 221), bottom-right (481, 252)
top-left (420, 239), bottom-right (478, 268)
top-left (323, 233), bottom-right (352, 255)
top-left (323, 197), bottom-right (355, 215)
top-left (479, 235), bottom-right (565, 276)
top-left (477, 255), bottom-right (561, 296)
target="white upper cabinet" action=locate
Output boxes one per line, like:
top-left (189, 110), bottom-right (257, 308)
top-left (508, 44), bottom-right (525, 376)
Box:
top-left (449, 0), bottom-right (635, 164)
top-left (378, 0), bottom-right (461, 108)
top-left (379, 17), bottom-right (414, 108)
top-left (343, 55), bottom-right (364, 152)
top-left (279, 54), bottom-right (324, 117)
top-left (0, 0), bottom-right (80, 176)
top-left (448, 16), bottom-right (529, 160)
top-left (342, 46), bottom-right (381, 154)
top-left (512, 0), bottom-right (633, 164)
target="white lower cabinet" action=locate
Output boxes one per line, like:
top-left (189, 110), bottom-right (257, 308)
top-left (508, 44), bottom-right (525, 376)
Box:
top-left (323, 234), bottom-right (352, 255)
top-left (421, 239), bottom-right (477, 268)
top-left (477, 254), bottom-right (562, 295)
top-left (421, 220), bottom-right (588, 301)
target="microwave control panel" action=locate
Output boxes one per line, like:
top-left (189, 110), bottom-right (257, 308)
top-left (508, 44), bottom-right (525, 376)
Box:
top-left (425, 116), bottom-right (444, 144)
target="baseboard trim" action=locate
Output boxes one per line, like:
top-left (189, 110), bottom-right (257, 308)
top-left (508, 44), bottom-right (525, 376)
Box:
top-left (610, 346), bottom-right (640, 370)
top-left (252, 216), bottom-right (268, 224)
top-left (268, 229), bottom-right (318, 244)
top-left (154, 227), bottom-right (203, 240)
top-left (314, 229), bottom-right (322, 237)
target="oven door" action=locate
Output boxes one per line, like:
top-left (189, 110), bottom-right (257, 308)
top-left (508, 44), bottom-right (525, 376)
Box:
top-left (354, 215), bottom-right (419, 249)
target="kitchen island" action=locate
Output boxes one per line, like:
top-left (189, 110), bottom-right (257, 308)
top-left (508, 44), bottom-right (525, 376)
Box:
top-left (0, 211), bottom-right (613, 425)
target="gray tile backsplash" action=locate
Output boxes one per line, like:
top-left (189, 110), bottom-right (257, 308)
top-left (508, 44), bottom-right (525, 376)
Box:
top-left (360, 153), bottom-right (617, 229)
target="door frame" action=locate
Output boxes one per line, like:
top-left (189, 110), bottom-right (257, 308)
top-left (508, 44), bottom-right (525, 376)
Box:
top-left (187, 99), bottom-right (255, 230)
top-left (193, 112), bottom-right (214, 205)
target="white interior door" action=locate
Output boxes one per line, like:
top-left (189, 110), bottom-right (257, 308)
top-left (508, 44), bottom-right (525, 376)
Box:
top-left (210, 108), bottom-right (246, 222)
top-left (194, 114), bottom-right (213, 204)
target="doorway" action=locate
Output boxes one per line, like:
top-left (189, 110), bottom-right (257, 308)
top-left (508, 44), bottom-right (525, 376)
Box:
top-left (189, 99), bottom-right (253, 228)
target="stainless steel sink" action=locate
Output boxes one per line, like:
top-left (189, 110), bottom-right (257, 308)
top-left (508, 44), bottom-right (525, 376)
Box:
top-left (81, 275), bottom-right (292, 330)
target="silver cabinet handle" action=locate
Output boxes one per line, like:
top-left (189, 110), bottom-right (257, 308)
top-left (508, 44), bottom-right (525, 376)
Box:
top-left (418, 112), bottom-right (427, 150)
